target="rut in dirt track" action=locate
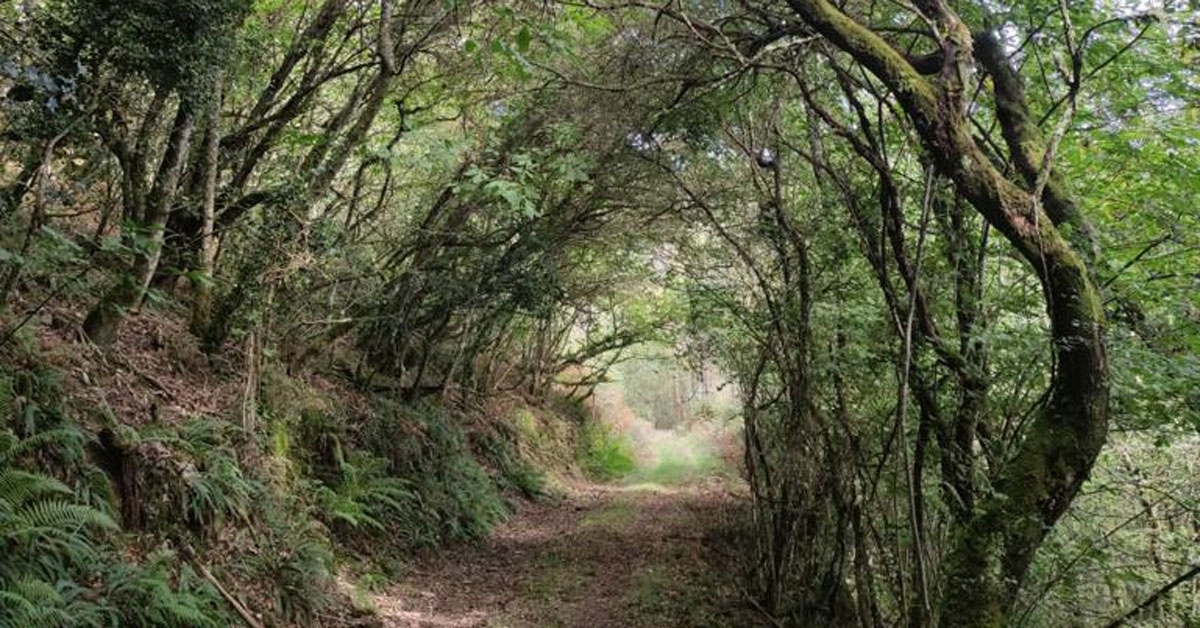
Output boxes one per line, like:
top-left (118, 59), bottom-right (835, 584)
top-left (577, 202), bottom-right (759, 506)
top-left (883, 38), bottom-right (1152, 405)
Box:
top-left (373, 482), bottom-right (751, 628)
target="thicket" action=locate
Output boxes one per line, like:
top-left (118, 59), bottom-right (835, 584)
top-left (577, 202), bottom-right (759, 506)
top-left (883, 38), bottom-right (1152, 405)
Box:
top-left (0, 335), bottom-right (608, 625)
top-left (578, 421), bottom-right (636, 480)
top-left (0, 360), bottom-right (233, 626)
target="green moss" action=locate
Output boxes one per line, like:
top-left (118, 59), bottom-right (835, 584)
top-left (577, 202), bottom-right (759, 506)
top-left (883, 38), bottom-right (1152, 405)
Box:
top-left (513, 408), bottom-right (539, 440)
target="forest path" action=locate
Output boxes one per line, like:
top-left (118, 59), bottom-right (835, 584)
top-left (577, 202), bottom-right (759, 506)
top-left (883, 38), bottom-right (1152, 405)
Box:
top-left (373, 480), bottom-right (748, 628)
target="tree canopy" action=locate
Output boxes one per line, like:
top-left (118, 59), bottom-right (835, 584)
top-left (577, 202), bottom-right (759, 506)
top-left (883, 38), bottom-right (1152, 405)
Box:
top-left (2, 0), bottom-right (1199, 625)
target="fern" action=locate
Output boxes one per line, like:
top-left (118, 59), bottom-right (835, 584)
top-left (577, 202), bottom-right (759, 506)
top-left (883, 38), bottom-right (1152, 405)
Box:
top-left (182, 452), bottom-right (260, 531)
top-left (0, 428), bottom-right (85, 466)
top-left (316, 450), bottom-right (414, 532)
top-left (0, 468), bottom-right (72, 505)
top-left (0, 576), bottom-right (75, 628)
top-left (0, 436), bottom-right (115, 553)
top-left (0, 581), bottom-right (74, 628)
top-left (248, 511), bottom-right (333, 625)
top-left (103, 550), bottom-right (227, 628)
top-left (0, 373), bottom-right (228, 627)
top-left (8, 577), bottom-right (62, 607)
top-left (361, 401), bottom-right (510, 546)
top-left (0, 556), bottom-right (113, 628)
top-left (11, 500), bottom-right (117, 534)
top-left (0, 430), bottom-right (119, 627)
top-left (136, 418), bottom-right (263, 538)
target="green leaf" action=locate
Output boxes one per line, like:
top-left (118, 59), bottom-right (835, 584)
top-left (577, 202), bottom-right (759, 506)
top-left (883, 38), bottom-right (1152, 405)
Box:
top-left (0, 247), bottom-right (24, 265)
top-left (515, 26), bottom-right (532, 53)
top-left (184, 269), bottom-right (214, 288)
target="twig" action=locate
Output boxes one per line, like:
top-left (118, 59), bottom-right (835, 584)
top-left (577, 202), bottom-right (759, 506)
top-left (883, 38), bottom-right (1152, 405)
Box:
top-left (194, 562), bottom-right (265, 628)
top-left (1102, 563), bottom-right (1200, 628)
top-left (737, 583), bottom-right (786, 628)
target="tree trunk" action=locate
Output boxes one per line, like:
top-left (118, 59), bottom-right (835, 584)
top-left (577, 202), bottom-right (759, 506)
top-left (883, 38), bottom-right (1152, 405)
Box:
top-left (191, 83), bottom-right (223, 336)
top-left (84, 102), bottom-right (196, 347)
top-left (784, 1), bottom-right (1109, 625)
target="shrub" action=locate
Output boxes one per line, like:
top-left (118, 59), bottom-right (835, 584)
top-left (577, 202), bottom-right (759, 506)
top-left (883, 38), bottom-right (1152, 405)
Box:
top-left (246, 506), bottom-right (334, 625)
top-left (0, 429), bottom-right (118, 627)
top-left (315, 449), bottom-right (415, 532)
top-left (130, 418), bottom-right (263, 540)
top-left (476, 424), bottom-right (546, 499)
top-left (102, 550), bottom-right (229, 628)
top-left (363, 401), bottom-right (509, 546)
top-left (578, 421), bottom-right (635, 480)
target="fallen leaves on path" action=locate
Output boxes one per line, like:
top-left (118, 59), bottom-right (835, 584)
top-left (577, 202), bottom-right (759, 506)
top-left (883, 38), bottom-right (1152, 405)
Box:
top-left (375, 480), bottom-right (754, 628)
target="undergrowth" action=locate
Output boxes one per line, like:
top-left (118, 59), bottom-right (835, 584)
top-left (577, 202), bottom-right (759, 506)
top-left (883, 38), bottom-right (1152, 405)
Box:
top-left (578, 420), bottom-right (636, 480)
top-left (476, 421), bottom-right (547, 499)
top-left (361, 400), bottom-right (511, 546)
top-left (630, 448), bottom-right (725, 486)
top-left (0, 420), bottom-right (232, 627)
top-left (244, 504), bottom-right (334, 624)
top-left (0, 346), bottom-right (582, 626)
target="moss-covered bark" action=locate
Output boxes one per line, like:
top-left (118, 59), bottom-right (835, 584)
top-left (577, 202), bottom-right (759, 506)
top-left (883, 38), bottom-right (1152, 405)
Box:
top-left (84, 103), bottom-right (196, 347)
top-left (786, 1), bottom-right (1109, 625)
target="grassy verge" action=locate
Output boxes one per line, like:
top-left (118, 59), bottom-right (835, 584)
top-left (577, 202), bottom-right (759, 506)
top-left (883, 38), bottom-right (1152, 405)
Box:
top-left (578, 421), bottom-right (636, 480)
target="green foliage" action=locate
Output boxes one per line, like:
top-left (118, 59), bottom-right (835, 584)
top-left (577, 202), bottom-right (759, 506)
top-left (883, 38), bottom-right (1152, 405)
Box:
top-left (295, 407), bottom-right (347, 480)
top-left (102, 550), bottom-right (229, 628)
top-left (363, 402), bottom-right (510, 545)
top-left (0, 416), bottom-right (250, 627)
top-left (630, 448), bottom-right (722, 486)
top-left (51, 0), bottom-right (252, 98)
top-left (135, 418), bottom-right (263, 538)
top-left (246, 509), bottom-right (334, 625)
top-left (314, 449), bottom-right (414, 532)
top-left (578, 421), bottom-right (635, 480)
top-left (0, 429), bottom-right (116, 627)
top-left (0, 577), bottom-right (107, 628)
top-left (4, 358), bottom-right (76, 438)
top-left (0, 429), bottom-right (117, 569)
top-left (1, 0), bottom-right (1193, 624)
top-left (476, 424), bottom-right (546, 499)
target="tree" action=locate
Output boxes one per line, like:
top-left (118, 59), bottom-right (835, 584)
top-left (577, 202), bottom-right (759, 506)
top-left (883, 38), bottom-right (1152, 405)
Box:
top-left (780, 3), bottom-right (1106, 623)
top-left (69, 0), bottom-right (251, 345)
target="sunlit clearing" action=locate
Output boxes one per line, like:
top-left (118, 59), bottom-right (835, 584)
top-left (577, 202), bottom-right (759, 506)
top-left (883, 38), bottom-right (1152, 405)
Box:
top-left (588, 345), bottom-right (741, 486)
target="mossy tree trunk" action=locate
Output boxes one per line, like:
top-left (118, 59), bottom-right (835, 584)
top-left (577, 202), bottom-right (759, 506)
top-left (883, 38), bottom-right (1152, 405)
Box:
top-left (784, 1), bottom-right (1108, 625)
top-left (190, 81), bottom-right (223, 336)
top-left (83, 101), bottom-right (196, 347)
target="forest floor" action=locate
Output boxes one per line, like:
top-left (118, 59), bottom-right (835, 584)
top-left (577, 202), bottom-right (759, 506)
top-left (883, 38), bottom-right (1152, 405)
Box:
top-left (372, 479), bottom-right (756, 628)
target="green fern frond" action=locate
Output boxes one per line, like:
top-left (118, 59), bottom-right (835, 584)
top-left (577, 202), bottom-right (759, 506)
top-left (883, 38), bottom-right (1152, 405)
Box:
top-left (0, 428), bottom-right (85, 466)
top-left (0, 588), bottom-right (40, 615)
top-left (0, 577), bottom-right (74, 628)
top-left (104, 551), bottom-right (225, 627)
top-left (13, 500), bottom-right (118, 533)
top-left (0, 469), bottom-right (72, 507)
top-left (8, 577), bottom-right (63, 606)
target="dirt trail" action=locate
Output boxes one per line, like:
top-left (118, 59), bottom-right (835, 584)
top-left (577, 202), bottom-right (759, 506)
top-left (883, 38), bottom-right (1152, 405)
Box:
top-left (374, 481), bottom-right (749, 628)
